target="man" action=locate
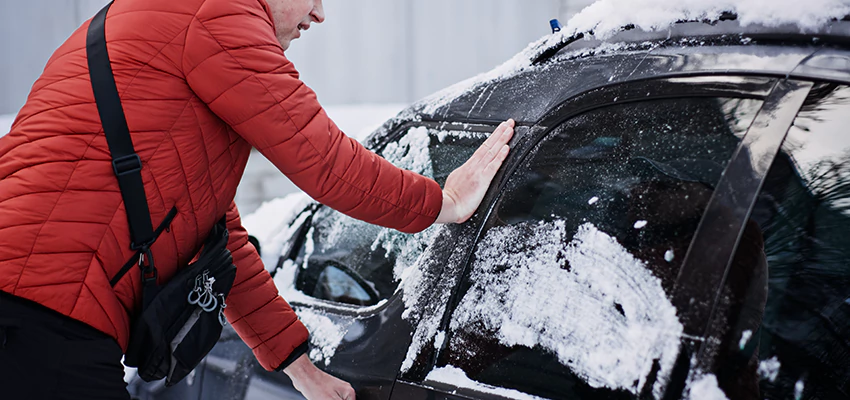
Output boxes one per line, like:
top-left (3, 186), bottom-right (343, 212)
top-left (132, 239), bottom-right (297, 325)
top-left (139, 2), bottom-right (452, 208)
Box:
top-left (0, 0), bottom-right (514, 399)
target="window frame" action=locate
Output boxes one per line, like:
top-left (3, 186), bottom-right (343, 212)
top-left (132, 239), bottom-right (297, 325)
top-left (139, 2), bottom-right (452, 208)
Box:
top-left (401, 75), bottom-right (818, 399)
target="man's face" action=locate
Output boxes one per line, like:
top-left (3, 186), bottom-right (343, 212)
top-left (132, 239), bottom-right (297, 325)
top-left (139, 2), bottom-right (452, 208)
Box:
top-left (266, 0), bottom-right (325, 51)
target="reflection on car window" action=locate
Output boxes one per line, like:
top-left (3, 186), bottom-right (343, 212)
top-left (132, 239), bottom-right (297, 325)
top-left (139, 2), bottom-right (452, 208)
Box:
top-left (715, 85), bottom-right (850, 400)
top-left (437, 97), bottom-right (763, 399)
top-left (291, 127), bottom-right (488, 306)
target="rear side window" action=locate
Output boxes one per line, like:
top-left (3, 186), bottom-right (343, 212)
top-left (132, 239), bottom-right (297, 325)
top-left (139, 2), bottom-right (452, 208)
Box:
top-left (430, 97), bottom-right (763, 399)
top-left (713, 85), bottom-right (850, 399)
top-left (279, 127), bottom-right (488, 307)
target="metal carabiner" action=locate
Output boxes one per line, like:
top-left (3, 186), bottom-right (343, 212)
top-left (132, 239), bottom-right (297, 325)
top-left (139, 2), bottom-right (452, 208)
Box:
top-left (199, 292), bottom-right (218, 312)
top-left (217, 295), bottom-right (228, 327)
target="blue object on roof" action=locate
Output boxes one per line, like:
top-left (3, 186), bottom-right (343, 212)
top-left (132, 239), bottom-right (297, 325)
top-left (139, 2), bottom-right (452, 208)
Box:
top-left (550, 19), bottom-right (562, 34)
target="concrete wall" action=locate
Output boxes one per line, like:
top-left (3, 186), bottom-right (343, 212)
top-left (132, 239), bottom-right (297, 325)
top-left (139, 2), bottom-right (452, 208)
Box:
top-left (0, 0), bottom-right (109, 115)
top-left (0, 0), bottom-right (578, 115)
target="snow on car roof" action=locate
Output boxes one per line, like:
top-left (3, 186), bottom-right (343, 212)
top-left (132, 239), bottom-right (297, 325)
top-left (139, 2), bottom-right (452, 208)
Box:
top-left (412, 0), bottom-right (850, 118)
top-left (565, 0), bottom-right (850, 41)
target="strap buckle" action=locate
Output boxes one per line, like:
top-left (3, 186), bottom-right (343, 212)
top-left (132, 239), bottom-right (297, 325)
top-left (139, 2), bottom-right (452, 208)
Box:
top-left (138, 246), bottom-right (157, 283)
top-left (112, 154), bottom-right (142, 177)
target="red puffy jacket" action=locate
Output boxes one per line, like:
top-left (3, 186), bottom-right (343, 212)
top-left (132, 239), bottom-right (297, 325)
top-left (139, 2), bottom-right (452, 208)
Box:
top-left (0, 0), bottom-right (442, 371)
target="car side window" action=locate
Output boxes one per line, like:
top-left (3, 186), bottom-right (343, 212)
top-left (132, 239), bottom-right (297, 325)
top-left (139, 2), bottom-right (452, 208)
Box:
top-left (713, 84), bottom-right (850, 400)
top-left (431, 97), bottom-right (763, 399)
top-left (279, 127), bottom-right (489, 307)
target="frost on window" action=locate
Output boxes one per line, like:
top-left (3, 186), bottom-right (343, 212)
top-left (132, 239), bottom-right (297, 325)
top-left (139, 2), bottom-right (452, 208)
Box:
top-left (429, 96), bottom-right (760, 399)
top-left (445, 221), bottom-right (682, 398)
top-left (284, 126), bottom-right (489, 306)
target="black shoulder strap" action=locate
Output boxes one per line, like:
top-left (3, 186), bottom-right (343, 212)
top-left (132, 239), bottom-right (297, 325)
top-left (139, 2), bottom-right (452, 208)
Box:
top-left (86, 2), bottom-right (155, 250)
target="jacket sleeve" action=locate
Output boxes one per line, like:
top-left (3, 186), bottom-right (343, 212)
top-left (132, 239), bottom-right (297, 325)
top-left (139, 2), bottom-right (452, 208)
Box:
top-left (183, 0), bottom-right (442, 234)
top-left (222, 201), bottom-right (309, 371)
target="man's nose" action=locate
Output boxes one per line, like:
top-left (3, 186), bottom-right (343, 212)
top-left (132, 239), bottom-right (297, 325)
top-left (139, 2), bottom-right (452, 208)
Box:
top-left (311, 0), bottom-right (325, 23)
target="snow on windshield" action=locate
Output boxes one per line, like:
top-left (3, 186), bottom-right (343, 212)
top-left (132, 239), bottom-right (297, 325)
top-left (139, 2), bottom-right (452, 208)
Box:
top-left (450, 221), bottom-right (683, 397)
top-left (565, 0), bottom-right (850, 41)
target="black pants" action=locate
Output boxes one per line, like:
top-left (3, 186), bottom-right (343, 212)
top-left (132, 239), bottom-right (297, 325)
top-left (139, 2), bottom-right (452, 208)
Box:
top-left (0, 292), bottom-right (131, 400)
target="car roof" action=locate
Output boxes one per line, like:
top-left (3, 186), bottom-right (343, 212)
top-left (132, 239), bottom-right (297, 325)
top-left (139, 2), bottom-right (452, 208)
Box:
top-left (363, 14), bottom-right (850, 150)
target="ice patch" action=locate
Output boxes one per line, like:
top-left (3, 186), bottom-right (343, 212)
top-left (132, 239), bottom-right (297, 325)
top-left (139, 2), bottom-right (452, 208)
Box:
top-left (687, 374), bottom-right (729, 400)
top-left (795, 378), bottom-right (806, 400)
top-left (242, 193), bottom-right (313, 271)
top-left (738, 331), bottom-right (753, 350)
top-left (758, 356), bottom-right (781, 382)
top-left (426, 366), bottom-right (546, 400)
top-left (297, 308), bottom-right (350, 366)
top-left (450, 221), bottom-right (682, 396)
top-left (434, 331), bottom-right (446, 350)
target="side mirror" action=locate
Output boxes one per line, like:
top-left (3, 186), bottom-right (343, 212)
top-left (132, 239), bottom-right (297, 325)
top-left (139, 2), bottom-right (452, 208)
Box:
top-left (313, 265), bottom-right (380, 306)
top-left (297, 260), bottom-right (381, 307)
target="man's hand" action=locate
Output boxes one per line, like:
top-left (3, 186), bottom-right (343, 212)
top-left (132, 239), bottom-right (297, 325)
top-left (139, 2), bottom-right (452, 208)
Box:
top-left (284, 354), bottom-right (356, 400)
top-left (436, 119), bottom-right (515, 224)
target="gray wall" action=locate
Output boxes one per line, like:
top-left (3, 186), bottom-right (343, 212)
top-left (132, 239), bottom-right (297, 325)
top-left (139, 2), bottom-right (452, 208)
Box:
top-left (0, 0), bottom-right (109, 115)
top-left (0, 0), bottom-right (596, 115)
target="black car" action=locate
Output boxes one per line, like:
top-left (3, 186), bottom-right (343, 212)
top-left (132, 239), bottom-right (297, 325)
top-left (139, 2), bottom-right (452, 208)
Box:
top-left (130, 14), bottom-right (850, 400)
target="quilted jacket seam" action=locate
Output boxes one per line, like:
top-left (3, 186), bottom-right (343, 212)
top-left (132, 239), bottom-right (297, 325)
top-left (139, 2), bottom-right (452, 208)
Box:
top-left (236, 292), bottom-right (277, 323)
top-left (179, 102), bottom-right (205, 241)
top-left (31, 71), bottom-right (92, 93)
top-left (188, 100), bottom-right (222, 210)
top-left (14, 132), bottom-right (101, 294)
top-left (243, 315), bottom-right (286, 368)
top-left (14, 102), bottom-right (99, 127)
top-left (260, 318), bottom-right (303, 352)
top-left (115, 27), bottom-right (189, 99)
top-left (73, 279), bottom-right (121, 339)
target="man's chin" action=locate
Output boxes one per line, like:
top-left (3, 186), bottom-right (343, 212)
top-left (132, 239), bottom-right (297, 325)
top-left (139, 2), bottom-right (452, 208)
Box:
top-left (277, 37), bottom-right (292, 51)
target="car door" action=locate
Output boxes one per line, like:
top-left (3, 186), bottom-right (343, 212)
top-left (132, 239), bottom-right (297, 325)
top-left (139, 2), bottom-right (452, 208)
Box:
top-left (391, 76), bottom-right (780, 400)
top-left (700, 82), bottom-right (850, 400)
top-left (195, 122), bottom-right (500, 400)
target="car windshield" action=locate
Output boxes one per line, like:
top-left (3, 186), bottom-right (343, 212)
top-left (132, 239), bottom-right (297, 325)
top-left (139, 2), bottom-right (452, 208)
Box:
top-left (288, 127), bottom-right (489, 306)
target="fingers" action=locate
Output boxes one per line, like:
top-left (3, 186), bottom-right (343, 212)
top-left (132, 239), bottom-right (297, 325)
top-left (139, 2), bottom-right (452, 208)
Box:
top-left (483, 144), bottom-right (510, 176)
top-left (469, 119), bottom-right (515, 167)
top-left (337, 385), bottom-right (356, 400)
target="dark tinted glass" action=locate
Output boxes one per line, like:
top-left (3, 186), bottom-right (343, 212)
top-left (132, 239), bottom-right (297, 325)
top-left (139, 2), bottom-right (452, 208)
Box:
top-left (288, 127), bottom-right (488, 306)
top-left (713, 85), bottom-right (850, 400)
top-left (435, 97), bottom-right (763, 399)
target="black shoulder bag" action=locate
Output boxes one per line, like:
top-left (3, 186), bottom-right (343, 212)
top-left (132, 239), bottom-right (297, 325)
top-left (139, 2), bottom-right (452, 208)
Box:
top-left (87, 2), bottom-right (237, 386)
